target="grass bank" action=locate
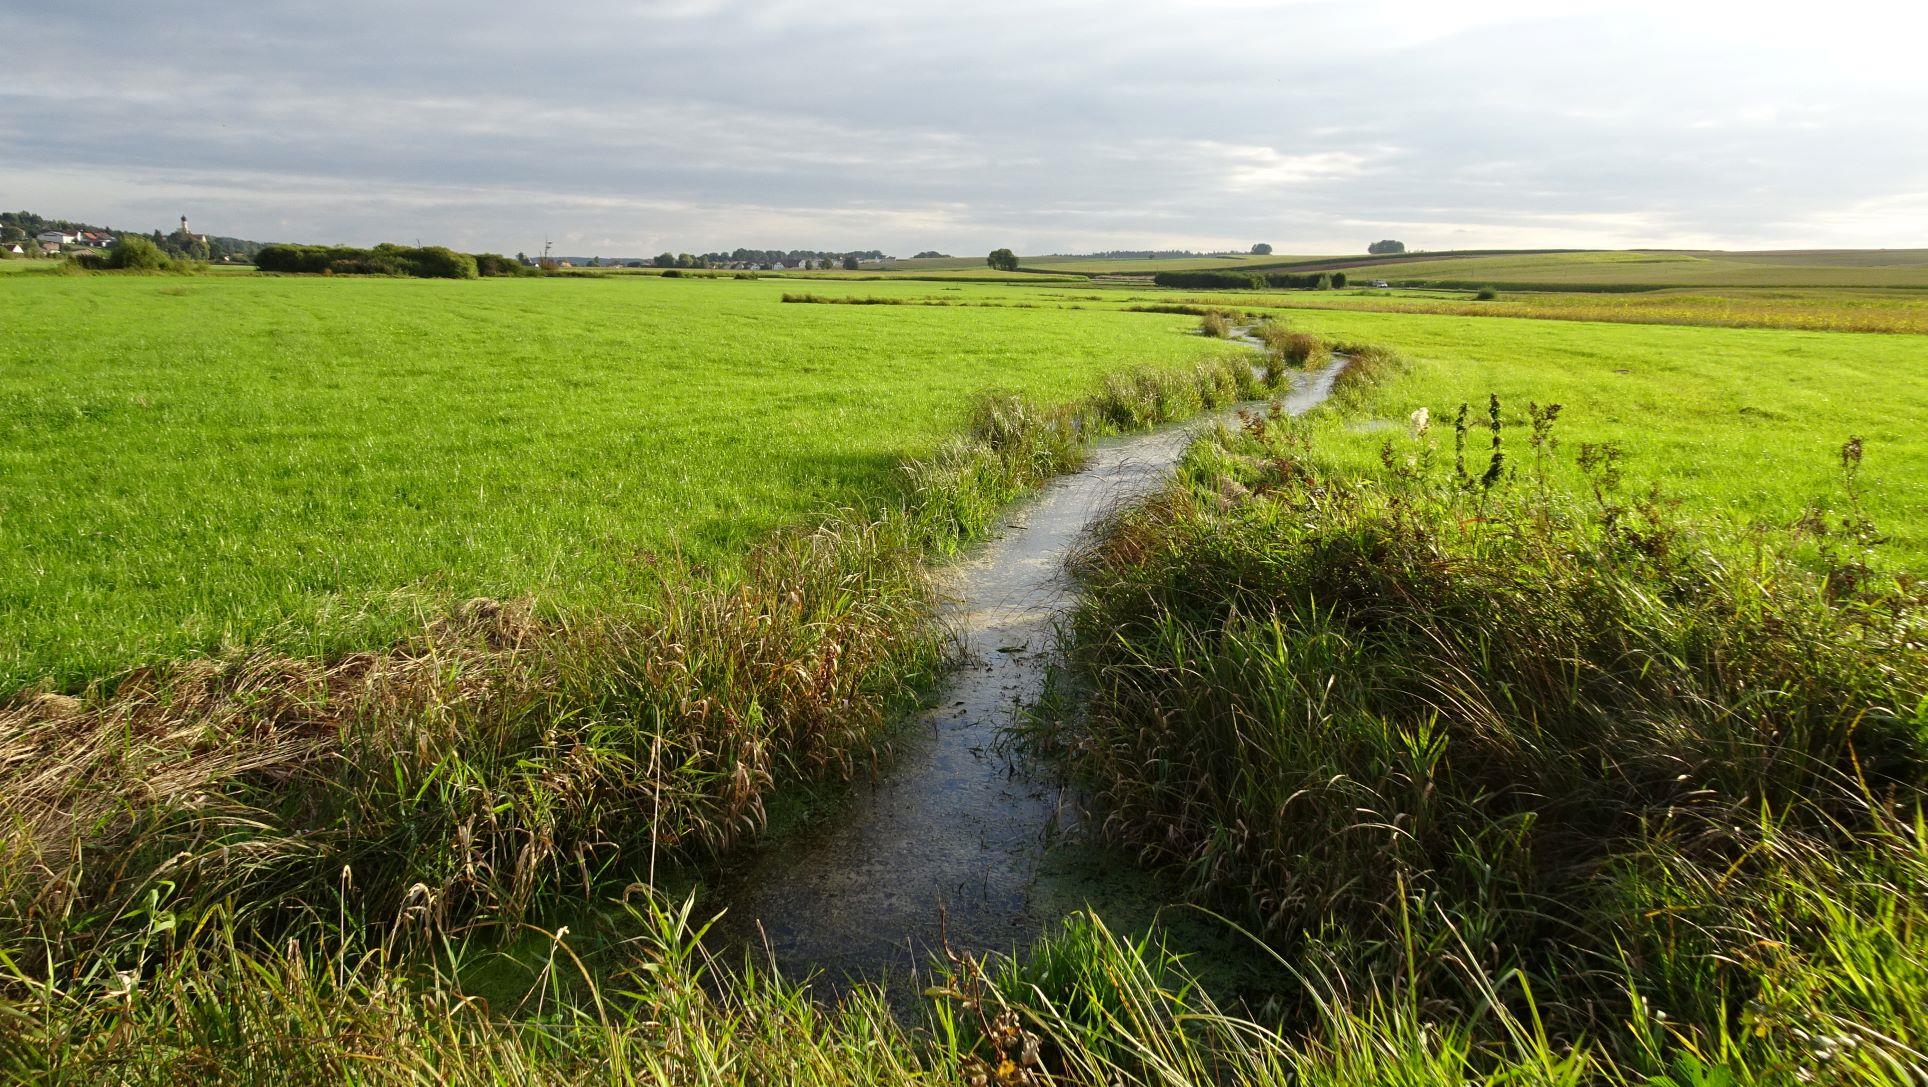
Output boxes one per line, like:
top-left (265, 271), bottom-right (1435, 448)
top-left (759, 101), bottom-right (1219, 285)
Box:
top-left (1043, 374), bottom-right (1928, 1082)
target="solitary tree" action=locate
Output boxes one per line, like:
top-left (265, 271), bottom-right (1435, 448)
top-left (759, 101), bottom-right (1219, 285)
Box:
top-left (1250, 243), bottom-right (1273, 255)
top-left (842, 254), bottom-right (860, 270)
top-left (653, 252), bottom-right (676, 267)
top-left (1367, 239), bottom-right (1406, 255)
top-left (986, 248), bottom-right (1019, 272)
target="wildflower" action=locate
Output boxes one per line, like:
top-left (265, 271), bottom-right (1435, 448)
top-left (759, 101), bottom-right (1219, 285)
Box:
top-left (1409, 406), bottom-right (1430, 439)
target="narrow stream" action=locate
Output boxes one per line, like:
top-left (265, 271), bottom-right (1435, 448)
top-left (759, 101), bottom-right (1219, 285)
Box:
top-left (703, 347), bottom-right (1347, 991)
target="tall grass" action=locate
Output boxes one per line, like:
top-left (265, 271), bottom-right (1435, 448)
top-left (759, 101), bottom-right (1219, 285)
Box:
top-left (1047, 400), bottom-right (1928, 1082)
top-left (2, 888), bottom-right (1611, 1086)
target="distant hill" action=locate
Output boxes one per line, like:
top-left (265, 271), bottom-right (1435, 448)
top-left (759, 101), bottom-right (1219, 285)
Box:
top-left (1, 210), bottom-right (268, 261)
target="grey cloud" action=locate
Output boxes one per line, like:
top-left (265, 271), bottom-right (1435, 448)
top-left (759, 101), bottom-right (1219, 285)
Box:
top-left (2, 0), bottom-right (1924, 253)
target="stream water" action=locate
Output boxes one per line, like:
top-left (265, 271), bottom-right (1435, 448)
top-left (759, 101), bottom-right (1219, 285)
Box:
top-left (702, 349), bottom-right (1347, 993)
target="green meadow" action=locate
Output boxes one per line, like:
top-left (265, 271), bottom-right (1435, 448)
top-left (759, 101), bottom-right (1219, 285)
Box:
top-left (1239, 307), bottom-right (1928, 563)
top-left (0, 274), bottom-right (1246, 691)
top-left (4, 256), bottom-right (1926, 1084)
top-left (774, 279), bottom-right (1928, 563)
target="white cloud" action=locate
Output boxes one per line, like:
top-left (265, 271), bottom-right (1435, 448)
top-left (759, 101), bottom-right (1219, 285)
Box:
top-left (1189, 144), bottom-right (1380, 190)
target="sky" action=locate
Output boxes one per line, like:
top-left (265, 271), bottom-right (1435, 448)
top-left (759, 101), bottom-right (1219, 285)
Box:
top-left (3, 0), bottom-right (1925, 257)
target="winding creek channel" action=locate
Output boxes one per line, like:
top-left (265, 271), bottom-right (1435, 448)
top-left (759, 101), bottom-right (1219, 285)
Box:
top-left (702, 347), bottom-right (1348, 993)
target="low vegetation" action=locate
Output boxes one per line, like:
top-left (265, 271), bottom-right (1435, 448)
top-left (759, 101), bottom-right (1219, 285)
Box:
top-left (1, 327), bottom-right (1290, 1082)
top-left (1154, 269), bottom-right (1348, 290)
top-left (254, 242), bottom-right (484, 278)
top-left (1049, 395), bottom-right (1927, 1082)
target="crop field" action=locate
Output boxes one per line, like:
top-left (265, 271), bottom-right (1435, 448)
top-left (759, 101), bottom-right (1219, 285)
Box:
top-left (0, 274), bottom-right (1246, 691)
top-left (1298, 247), bottom-right (1928, 288)
top-left (878, 248), bottom-right (1928, 288)
top-left (1150, 284), bottom-right (1928, 334)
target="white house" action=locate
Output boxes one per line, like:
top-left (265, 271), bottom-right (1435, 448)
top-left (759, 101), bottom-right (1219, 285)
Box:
top-left (37, 230), bottom-right (77, 246)
top-left (6, 243), bottom-right (23, 255)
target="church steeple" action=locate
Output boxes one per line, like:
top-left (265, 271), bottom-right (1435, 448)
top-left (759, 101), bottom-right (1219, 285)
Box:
top-left (180, 215), bottom-right (188, 234)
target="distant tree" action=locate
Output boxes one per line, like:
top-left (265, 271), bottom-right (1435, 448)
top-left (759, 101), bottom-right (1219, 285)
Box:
top-left (653, 252), bottom-right (676, 268)
top-left (1250, 243), bottom-right (1273, 255)
top-left (515, 251), bottom-right (528, 264)
top-left (676, 253), bottom-right (698, 268)
top-left (842, 254), bottom-right (860, 270)
top-left (913, 250), bottom-right (949, 258)
top-left (986, 248), bottom-right (1019, 272)
top-left (1367, 239), bottom-right (1406, 255)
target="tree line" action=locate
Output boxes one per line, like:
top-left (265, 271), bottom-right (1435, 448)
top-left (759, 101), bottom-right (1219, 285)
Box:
top-left (1152, 270), bottom-right (1349, 290)
top-left (253, 244), bottom-right (533, 279)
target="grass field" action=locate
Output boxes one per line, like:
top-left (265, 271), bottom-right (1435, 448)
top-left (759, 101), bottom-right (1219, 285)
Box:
top-left (0, 274), bottom-right (1246, 691)
top-left (777, 280), bottom-right (1928, 561)
top-left (4, 259), bottom-right (1926, 1085)
top-left (1269, 308), bottom-right (1928, 563)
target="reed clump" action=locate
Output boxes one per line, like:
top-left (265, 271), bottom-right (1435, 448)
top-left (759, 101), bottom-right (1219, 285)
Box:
top-left (1051, 400), bottom-right (1928, 1081)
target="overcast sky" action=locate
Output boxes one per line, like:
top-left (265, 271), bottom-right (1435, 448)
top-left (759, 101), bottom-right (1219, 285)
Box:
top-left (3, 1), bottom-right (1925, 256)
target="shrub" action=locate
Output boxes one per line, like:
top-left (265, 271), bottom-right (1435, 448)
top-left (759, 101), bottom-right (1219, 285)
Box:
top-left (1198, 310), bottom-right (1231, 338)
top-left (1475, 285), bottom-right (1499, 300)
top-left (403, 245), bottom-right (477, 279)
top-left (105, 235), bottom-right (170, 270)
top-left (471, 252), bottom-right (532, 277)
top-left (255, 243), bottom-right (478, 279)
